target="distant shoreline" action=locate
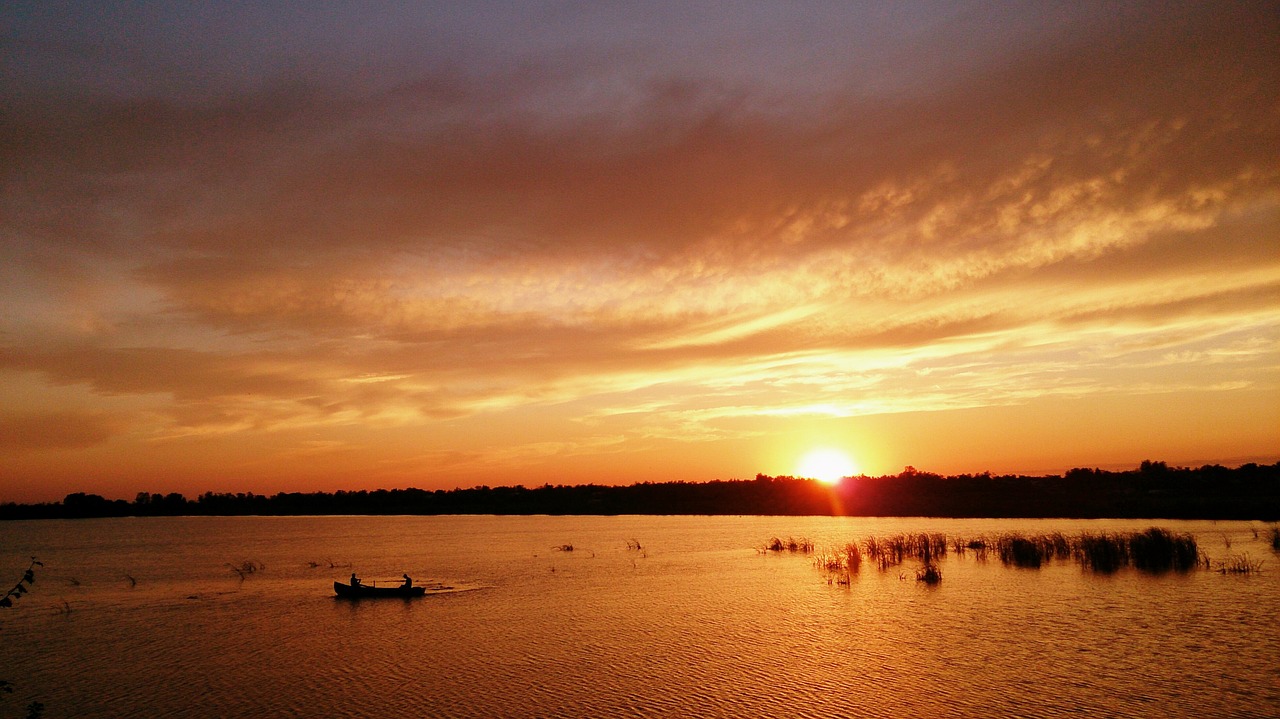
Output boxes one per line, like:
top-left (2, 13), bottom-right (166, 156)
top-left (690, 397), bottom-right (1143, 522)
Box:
top-left (4, 461), bottom-right (1278, 521)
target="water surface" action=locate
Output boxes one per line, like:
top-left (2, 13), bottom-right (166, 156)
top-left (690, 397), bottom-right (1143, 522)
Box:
top-left (1, 516), bottom-right (1277, 717)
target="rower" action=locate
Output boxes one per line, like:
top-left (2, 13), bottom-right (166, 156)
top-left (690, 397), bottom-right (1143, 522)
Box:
top-left (401, 573), bottom-right (413, 589)
top-left (350, 572), bottom-right (361, 587)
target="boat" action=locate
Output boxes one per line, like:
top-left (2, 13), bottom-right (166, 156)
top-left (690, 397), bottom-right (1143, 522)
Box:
top-left (333, 580), bottom-right (426, 598)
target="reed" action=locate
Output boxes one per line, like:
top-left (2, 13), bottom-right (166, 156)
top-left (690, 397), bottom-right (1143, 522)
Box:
top-left (765, 536), bottom-right (814, 554)
top-left (806, 527), bottom-right (1221, 586)
top-left (861, 534), bottom-right (903, 569)
top-left (842, 541), bottom-right (863, 573)
top-left (1128, 528), bottom-right (1200, 572)
top-left (993, 534), bottom-right (1045, 568)
top-left (1043, 532), bottom-right (1073, 561)
top-left (963, 538), bottom-right (989, 560)
top-left (1215, 553), bottom-right (1263, 574)
top-left (814, 541), bottom-right (864, 586)
top-left (816, 542), bottom-right (862, 572)
top-left (916, 563), bottom-right (942, 584)
top-left (1076, 532), bottom-right (1128, 573)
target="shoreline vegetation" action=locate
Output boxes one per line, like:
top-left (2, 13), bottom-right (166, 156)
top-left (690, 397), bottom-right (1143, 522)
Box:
top-left (2, 461), bottom-right (1278, 521)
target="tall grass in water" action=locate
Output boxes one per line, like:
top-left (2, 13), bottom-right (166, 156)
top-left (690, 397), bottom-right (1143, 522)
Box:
top-left (1076, 533), bottom-right (1129, 573)
top-left (805, 527), bottom-right (1209, 586)
top-left (951, 537), bottom-right (989, 560)
top-left (814, 542), bottom-right (863, 585)
top-left (915, 563), bottom-right (942, 584)
top-left (859, 533), bottom-right (946, 570)
top-left (1128, 528), bottom-right (1200, 572)
top-left (1215, 553), bottom-right (1263, 574)
top-left (993, 534), bottom-right (1045, 568)
top-left (765, 536), bottom-right (814, 554)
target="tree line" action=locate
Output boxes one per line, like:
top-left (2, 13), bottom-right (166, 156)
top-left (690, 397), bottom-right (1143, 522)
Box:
top-left (2, 461), bottom-right (1278, 520)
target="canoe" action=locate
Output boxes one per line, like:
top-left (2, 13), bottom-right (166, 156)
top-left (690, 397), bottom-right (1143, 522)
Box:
top-left (333, 581), bottom-right (426, 598)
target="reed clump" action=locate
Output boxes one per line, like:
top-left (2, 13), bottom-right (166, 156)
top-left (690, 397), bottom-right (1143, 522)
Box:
top-left (814, 542), bottom-right (862, 572)
top-left (765, 536), bottom-right (814, 554)
top-left (993, 534), bottom-right (1045, 568)
top-left (1128, 528), bottom-right (1201, 572)
top-left (807, 526), bottom-right (1213, 587)
top-left (1075, 529), bottom-right (1202, 573)
top-left (860, 533), bottom-right (946, 570)
top-left (1076, 532), bottom-right (1129, 573)
top-left (915, 563), bottom-right (942, 584)
top-left (1215, 553), bottom-right (1263, 574)
top-left (814, 542), bottom-right (864, 586)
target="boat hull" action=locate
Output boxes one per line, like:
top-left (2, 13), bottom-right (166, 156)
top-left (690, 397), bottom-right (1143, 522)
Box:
top-left (333, 581), bottom-right (426, 598)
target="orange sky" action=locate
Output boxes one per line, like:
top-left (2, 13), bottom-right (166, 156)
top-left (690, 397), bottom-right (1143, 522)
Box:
top-left (2, 2), bottom-right (1278, 503)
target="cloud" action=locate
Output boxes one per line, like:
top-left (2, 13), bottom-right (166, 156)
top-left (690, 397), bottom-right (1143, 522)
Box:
top-left (1, 2), bottom-right (1277, 491)
top-left (0, 410), bottom-right (120, 453)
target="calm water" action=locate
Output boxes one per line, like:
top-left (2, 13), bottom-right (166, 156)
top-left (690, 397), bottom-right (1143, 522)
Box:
top-left (1, 516), bottom-right (1278, 718)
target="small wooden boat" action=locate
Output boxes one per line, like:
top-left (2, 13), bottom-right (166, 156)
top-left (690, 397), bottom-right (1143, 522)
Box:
top-left (333, 580), bottom-right (426, 599)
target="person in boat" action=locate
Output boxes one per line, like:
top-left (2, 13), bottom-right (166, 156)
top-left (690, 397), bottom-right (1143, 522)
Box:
top-left (350, 572), bottom-right (360, 587)
top-left (401, 573), bottom-right (413, 589)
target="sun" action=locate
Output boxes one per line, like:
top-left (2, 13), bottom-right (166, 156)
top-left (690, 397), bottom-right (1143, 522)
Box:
top-left (796, 448), bottom-right (858, 485)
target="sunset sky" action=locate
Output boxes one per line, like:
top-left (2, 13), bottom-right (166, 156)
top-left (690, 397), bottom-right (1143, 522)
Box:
top-left (2, 2), bottom-right (1277, 503)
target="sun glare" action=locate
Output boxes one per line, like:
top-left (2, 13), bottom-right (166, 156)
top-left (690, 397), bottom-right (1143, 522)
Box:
top-left (796, 448), bottom-right (857, 485)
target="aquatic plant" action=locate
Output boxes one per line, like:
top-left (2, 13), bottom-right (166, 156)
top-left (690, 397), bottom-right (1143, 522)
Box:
top-left (1269, 527), bottom-right (1280, 551)
top-left (917, 533), bottom-right (948, 564)
top-left (814, 542), bottom-right (862, 573)
top-left (916, 563), bottom-right (942, 584)
top-left (1075, 533), bottom-right (1128, 573)
top-left (841, 542), bottom-right (863, 573)
top-left (951, 537), bottom-right (989, 560)
top-left (553, 544), bottom-right (574, 552)
top-left (856, 533), bottom-right (947, 570)
top-left (994, 534), bottom-right (1045, 568)
top-left (228, 560), bottom-right (265, 580)
top-left (0, 557), bottom-right (41, 609)
top-left (1215, 553), bottom-right (1263, 574)
top-left (813, 541), bottom-right (864, 587)
top-left (626, 539), bottom-right (643, 551)
top-left (1043, 532), bottom-right (1073, 561)
top-left (808, 527), bottom-right (1228, 588)
top-left (765, 536), bottom-right (814, 554)
top-left (1, 558), bottom-right (43, 702)
top-left (1128, 528), bottom-right (1200, 573)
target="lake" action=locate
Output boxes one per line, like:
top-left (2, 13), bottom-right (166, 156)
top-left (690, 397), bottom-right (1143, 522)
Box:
top-left (1, 515), bottom-right (1278, 717)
